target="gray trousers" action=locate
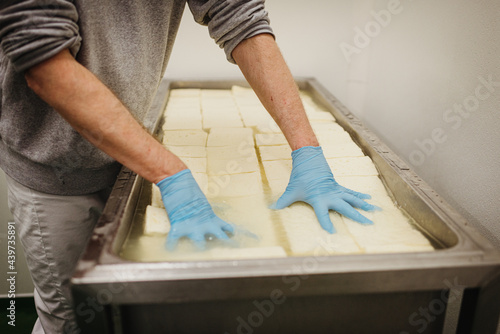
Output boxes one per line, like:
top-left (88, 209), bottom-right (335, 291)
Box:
top-left (5, 175), bottom-right (109, 334)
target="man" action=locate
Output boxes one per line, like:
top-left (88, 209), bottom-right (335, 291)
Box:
top-left (0, 0), bottom-right (377, 332)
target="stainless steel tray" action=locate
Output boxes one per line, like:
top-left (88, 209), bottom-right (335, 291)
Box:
top-left (71, 79), bottom-right (500, 334)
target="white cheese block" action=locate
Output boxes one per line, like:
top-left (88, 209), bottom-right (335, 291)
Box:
top-left (327, 157), bottom-right (379, 176)
top-left (258, 145), bottom-right (292, 161)
top-left (207, 145), bottom-right (257, 161)
top-left (342, 206), bottom-right (433, 253)
top-left (203, 114), bottom-right (244, 129)
top-left (201, 89), bottom-right (233, 98)
top-left (169, 88), bottom-right (200, 97)
top-left (151, 183), bottom-right (164, 208)
top-left (311, 122), bottom-right (345, 134)
top-left (144, 205), bottom-right (170, 235)
top-left (262, 160), bottom-right (292, 181)
top-left (316, 130), bottom-right (352, 145)
top-left (207, 172), bottom-right (263, 197)
top-left (207, 127), bottom-right (254, 147)
top-left (162, 130), bottom-right (208, 146)
top-left (278, 202), bottom-right (361, 256)
top-left (255, 133), bottom-right (288, 146)
top-left (208, 155), bottom-right (260, 175)
top-left (182, 157), bottom-right (207, 173)
top-left (163, 115), bottom-right (202, 130)
top-left (321, 141), bottom-right (365, 158)
top-left (307, 111), bottom-right (336, 122)
top-left (267, 178), bottom-right (289, 197)
top-left (166, 145), bottom-right (206, 158)
top-left (210, 195), bottom-right (278, 247)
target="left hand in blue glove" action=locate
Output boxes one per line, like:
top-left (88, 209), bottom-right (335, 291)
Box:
top-left (272, 146), bottom-right (380, 233)
top-left (157, 169), bottom-right (234, 250)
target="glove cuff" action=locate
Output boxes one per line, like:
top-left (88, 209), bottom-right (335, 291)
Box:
top-left (156, 168), bottom-right (191, 188)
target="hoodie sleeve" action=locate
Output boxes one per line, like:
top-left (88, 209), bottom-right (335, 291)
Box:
top-left (187, 0), bottom-right (274, 64)
top-left (0, 0), bottom-right (81, 72)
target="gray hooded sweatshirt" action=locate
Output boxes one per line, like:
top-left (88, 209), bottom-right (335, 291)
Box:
top-left (0, 0), bottom-right (273, 195)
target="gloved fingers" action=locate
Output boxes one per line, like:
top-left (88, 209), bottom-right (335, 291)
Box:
top-left (209, 228), bottom-right (230, 241)
top-left (340, 186), bottom-right (371, 200)
top-left (220, 221), bottom-right (235, 234)
top-left (312, 206), bottom-right (337, 234)
top-left (272, 189), bottom-right (301, 210)
top-left (330, 199), bottom-right (374, 225)
top-left (340, 193), bottom-right (380, 212)
top-left (165, 233), bottom-right (180, 251)
top-left (189, 233), bottom-right (207, 250)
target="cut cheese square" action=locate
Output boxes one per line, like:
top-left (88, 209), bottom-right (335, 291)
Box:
top-left (311, 122), bottom-right (345, 134)
top-left (203, 114), bottom-right (243, 129)
top-left (151, 183), bottom-right (164, 208)
top-left (144, 205), bottom-right (170, 235)
top-left (207, 172), bottom-right (263, 197)
top-left (327, 157), bottom-right (379, 176)
top-left (182, 157), bottom-right (207, 173)
top-left (342, 206), bottom-right (433, 253)
top-left (201, 89), bottom-right (233, 98)
top-left (267, 178), bottom-right (289, 197)
top-left (210, 195), bottom-right (278, 246)
top-left (255, 133), bottom-right (288, 146)
top-left (207, 127), bottom-right (254, 147)
top-left (166, 145), bottom-right (206, 158)
top-left (321, 141), bottom-right (365, 158)
top-left (307, 111), bottom-right (336, 122)
top-left (163, 115), bottom-right (202, 130)
top-left (258, 145), bottom-right (292, 161)
top-left (169, 88), bottom-right (200, 97)
top-left (162, 130), bottom-right (208, 146)
top-left (207, 145), bottom-right (257, 161)
top-left (208, 155), bottom-right (260, 175)
top-left (278, 202), bottom-right (361, 256)
top-left (262, 160), bottom-right (292, 181)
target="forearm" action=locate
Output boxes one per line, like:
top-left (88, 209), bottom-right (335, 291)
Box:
top-left (232, 34), bottom-right (319, 150)
top-left (25, 49), bottom-right (186, 183)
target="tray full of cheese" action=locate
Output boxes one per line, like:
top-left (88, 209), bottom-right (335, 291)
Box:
top-left (120, 85), bottom-right (434, 262)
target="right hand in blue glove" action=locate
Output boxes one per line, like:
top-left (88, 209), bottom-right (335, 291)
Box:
top-left (272, 146), bottom-right (380, 233)
top-left (157, 169), bottom-right (234, 250)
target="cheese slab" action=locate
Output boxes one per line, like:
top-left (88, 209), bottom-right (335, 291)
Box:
top-left (166, 145), bottom-right (206, 158)
top-left (255, 133), bottom-right (288, 146)
top-left (207, 172), bottom-right (263, 197)
top-left (327, 157), bottom-right (379, 176)
top-left (207, 127), bottom-right (254, 147)
top-left (182, 157), bottom-right (207, 173)
top-left (278, 202), bottom-right (361, 256)
top-left (162, 130), bottom-right (208, 146)
top-left (258, 145), bottom-right (292, 161)
top-left (144, 205), bottom-right (170, 235)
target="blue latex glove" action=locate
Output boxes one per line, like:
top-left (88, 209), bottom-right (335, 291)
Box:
top-left (157, 169), bottom-right (234, 250)
top-left (273, 146), bottom-right (379, 233)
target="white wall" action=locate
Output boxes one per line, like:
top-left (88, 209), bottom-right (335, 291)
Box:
top-left (167, 0), bottom-right (500, 248)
